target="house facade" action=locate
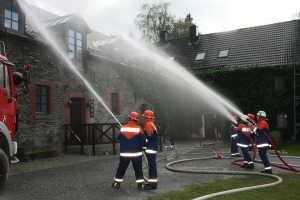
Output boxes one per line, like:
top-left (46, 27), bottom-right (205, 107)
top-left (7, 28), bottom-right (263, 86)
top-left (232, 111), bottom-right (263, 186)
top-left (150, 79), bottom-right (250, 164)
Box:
top-left (0, 0), bottom-right (153, 152)
top-left (1, 0), bottom-right (299, 152)
top-left (158, 21), bottom-right (300, 141)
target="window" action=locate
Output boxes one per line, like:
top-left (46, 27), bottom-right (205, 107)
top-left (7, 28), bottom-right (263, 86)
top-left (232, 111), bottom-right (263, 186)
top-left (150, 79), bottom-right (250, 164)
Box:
top-left (111, 93), bottom-right (119, 115)
top-left (277, 113), bottom-right (287, 127)
top-left (35, 85), bottom-right (49, 114)
top-left (275, 76), bottom-right (285, 89)
top-left (4, 9), bottom-right (19, 31)
top-left (0, 63), bottom-right (3, 88)
top-left (5, 64), bottom-right (11, 97)
top-left (195, 52), bottom-right (206, 60)
top-left (69, 30), bottom-right (83, 69)
top-left (0, 63), bottom-right (12, 96)
top-left (218, 49), bottom-right (229, 58)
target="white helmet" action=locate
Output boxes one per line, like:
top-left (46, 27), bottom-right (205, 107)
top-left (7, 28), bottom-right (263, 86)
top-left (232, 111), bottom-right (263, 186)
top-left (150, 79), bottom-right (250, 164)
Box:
top-left (240, 115), bottom-right (249, 123)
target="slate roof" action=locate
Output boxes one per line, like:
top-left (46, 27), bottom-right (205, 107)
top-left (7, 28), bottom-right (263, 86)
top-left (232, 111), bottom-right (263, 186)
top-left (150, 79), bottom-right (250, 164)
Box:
top-left (162, 20), bottom-right (300, 69)
top-left (23, 2), bottom-right (103, 44)
top-left (24, 3), bottom-right (59, 41)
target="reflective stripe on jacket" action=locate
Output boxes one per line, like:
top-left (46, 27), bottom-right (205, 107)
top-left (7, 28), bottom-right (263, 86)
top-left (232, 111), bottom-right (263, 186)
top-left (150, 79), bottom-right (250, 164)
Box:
top-left (118, 121), bottom-right (146, 156)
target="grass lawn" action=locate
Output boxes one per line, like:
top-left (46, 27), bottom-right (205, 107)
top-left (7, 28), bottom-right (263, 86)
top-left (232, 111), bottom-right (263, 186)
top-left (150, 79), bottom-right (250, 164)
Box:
top-left (280, 140), bottom-right (300, 156)
top-left (147, 172), bottom-right (299, 200)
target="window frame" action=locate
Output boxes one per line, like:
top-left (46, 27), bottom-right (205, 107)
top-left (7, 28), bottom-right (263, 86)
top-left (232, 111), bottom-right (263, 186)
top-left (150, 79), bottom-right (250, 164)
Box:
top-left (111, 93), bottom-right (119, 115)
top-left (218, 49), bottom-right (229, 58)
top-left (35, 85), bottom-right (49, 114)
top-left (68, 29), bottom-right (83, 69)
top-left (4, 9), bottom-right (19, 31)
top-left (195, 52), bottom-right (206, 61)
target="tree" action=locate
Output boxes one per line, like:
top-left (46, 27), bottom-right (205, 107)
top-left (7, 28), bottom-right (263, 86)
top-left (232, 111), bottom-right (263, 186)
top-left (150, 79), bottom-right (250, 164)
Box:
top-left (134, 2), bottom-right (175, 43)
top-left (170, 13), bottom-right (195, 39)
top-left (134, 2), bottom-right (196, 43)
top-left (292, 12), bottom-right (300, 19)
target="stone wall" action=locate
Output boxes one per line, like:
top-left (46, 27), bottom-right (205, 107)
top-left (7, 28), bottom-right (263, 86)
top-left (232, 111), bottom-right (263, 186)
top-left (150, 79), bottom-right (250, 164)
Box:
top-left (0, 33), bottom-right (139, 150)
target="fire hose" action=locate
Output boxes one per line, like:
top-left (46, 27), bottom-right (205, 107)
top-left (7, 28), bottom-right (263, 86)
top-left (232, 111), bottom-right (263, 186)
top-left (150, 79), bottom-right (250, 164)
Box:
top-left (231, 131), bottom-right (300, 173)
top-left (164, 132), bottom-right (300, 199)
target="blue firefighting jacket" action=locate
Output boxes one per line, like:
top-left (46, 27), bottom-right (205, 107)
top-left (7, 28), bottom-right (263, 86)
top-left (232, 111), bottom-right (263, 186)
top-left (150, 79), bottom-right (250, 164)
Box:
top-left (118, 121), bottom-right (147, 157)
top-left (143, 119), bottom-right (158, 153)
top-left (256, 119), bottom-right (271, 148)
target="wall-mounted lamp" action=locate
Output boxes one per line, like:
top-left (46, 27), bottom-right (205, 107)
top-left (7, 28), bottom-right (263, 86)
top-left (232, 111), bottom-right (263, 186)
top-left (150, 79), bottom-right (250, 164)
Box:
top-left (67, 100), bottom-right (72, 107)
top-left (64, 85), bottom-right (69, 91)
top-left (87, 99), bottom-right (94, 117)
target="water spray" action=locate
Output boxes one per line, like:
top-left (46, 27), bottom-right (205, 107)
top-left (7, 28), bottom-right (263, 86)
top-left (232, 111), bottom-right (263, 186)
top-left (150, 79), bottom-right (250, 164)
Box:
top-left (21, 1), bottom-right (246, 126)
top-left (19, 1), bottom-right (122, 126)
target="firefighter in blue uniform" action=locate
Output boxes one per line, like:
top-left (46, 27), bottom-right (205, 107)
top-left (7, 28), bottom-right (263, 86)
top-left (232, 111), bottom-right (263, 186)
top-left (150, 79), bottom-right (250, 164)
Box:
top-left (252, 110), bottom-right (272, 174)
top-left (142, 110), bottom-right (158, 190)
top-left (236, 115), bottom-right (254, 169)
top-left (111, 111), bottom-right (147, 189)
top-left (230, 116), bottom-right (240, 157)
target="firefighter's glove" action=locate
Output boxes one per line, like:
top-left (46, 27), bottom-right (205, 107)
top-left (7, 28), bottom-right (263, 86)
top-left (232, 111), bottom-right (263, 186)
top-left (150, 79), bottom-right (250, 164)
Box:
top-left (252, 127), bottom-right (258, 135)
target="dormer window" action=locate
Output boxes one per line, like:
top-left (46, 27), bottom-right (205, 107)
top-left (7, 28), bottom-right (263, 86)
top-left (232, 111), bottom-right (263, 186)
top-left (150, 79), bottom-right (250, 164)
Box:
top-left (68, 30), bottom-right (83, 69)
top-left (218, 49), bottom-right (229, 58)
top-left (4, 9), bottom-right (19, 31)
top-left (195, 52), bottom-right (206, 60)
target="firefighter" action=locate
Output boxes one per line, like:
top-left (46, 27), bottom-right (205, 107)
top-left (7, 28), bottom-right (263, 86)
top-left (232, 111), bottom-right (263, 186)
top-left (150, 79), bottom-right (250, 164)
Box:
top-left (142, 110), bottom-right (158, 190)
top-left (247, 113), bottom-right (256, 151)
top-left (236, 115), bottom-right (254, 169)
top-left (230, 116), bottom-right (240, 157)
top-left (111, 111), bottom-right (147, 189)
top-left (252, 110), bottom-right (272, 174)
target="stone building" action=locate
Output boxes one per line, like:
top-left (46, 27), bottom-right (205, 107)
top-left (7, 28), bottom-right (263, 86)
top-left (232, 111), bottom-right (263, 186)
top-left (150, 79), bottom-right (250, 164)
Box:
top-left (0, 0), bottom-right (153, 154)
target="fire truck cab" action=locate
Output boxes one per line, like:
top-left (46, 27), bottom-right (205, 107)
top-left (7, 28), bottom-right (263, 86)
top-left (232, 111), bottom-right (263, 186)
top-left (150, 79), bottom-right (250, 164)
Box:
top-left (0, 41), bottom-right (30, 189)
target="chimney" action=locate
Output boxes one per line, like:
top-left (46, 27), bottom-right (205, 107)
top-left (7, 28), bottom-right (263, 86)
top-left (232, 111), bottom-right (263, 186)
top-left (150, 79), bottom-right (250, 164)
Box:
top-left (189, 25), bottom-right (198, 44)
top-left (159, 30), bottom-right (168, 43)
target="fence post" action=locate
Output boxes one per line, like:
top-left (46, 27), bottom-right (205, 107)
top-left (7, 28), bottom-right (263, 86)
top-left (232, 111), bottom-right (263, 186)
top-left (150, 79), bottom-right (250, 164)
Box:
top-left (91, 125), bottom-right (96, 156)
top-left (64, 125), bottom-right (68, 154)
top-left (80, 125), bottom-right (84, 155)
top-left (113, 125), bottom-right (116, 155)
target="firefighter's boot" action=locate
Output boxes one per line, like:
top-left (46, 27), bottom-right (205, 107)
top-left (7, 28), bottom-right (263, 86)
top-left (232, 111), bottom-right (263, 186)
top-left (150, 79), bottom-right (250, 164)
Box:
top-left (137, 183), bottom-right (145, 190)
top-left (111, 182), bottom-right (121, 188)
top-left (142, 183), bottom-right (157, 190)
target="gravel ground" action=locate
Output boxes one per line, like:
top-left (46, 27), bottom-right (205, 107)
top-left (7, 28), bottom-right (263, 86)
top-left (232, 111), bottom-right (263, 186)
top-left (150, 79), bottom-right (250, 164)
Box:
top-left (1, 140), bottom-right (299, 200)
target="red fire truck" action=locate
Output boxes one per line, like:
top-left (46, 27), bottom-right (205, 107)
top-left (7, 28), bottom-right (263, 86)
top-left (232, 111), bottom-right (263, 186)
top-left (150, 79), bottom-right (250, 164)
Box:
top-left (0, 41), bottom-right (30, 189)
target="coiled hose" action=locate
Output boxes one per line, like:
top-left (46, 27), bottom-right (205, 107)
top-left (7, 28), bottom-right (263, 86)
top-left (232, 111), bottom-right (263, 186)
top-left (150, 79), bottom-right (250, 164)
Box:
top-left (165, 135), bottom-right (299, 200)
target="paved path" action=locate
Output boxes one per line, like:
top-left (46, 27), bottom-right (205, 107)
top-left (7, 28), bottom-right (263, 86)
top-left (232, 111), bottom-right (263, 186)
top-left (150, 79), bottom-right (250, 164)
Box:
top-left (1, 140), bottom-right (298, 200)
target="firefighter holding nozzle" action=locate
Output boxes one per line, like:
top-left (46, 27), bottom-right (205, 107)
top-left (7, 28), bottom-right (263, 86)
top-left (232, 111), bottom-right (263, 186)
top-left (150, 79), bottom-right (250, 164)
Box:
top-left (111, 111), bottom-right (147, 189)
top-left (251, 110), bottom-right (272, 174)
top-left (142, 110), bottom-right (158, 190)
top-left (236, 115), bottom-right (254, 169)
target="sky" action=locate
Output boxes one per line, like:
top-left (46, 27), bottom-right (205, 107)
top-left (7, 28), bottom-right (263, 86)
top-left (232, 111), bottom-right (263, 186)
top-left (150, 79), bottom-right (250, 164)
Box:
top-left (24, 0), bottom-right (300, 38)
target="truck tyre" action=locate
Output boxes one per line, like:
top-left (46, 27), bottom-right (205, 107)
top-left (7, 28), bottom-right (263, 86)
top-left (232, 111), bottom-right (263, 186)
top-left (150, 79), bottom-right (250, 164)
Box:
top-left (0, 148), bottom-right (9, 190)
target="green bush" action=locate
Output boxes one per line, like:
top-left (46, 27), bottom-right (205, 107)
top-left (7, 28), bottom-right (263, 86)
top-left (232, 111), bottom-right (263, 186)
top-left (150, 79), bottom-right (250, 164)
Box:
top-left (270, 130), bottom-right (282, 149)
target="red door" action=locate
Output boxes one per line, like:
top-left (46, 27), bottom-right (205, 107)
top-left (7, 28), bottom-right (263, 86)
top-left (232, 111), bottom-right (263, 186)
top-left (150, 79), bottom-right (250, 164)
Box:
top-left (69, 98), bottom-right (82, 144)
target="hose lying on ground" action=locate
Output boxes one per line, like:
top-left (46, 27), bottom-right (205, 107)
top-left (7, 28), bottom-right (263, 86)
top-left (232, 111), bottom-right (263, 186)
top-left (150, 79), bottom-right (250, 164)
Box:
top-left (166, 156), bottom-right (283, 200)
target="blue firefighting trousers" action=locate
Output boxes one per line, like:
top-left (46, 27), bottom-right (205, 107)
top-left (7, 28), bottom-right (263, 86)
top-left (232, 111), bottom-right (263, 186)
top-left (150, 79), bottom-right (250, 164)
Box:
top-left (258, 148), bottom-right (272, 173)
top-left (145, 153), bottom-right (158, 187)
top-left (231, 137), bottom-right (239, 156)
top-left (115, 155), bottom-right (143, 183)
top-left (241, 147), bottom-right (254, 166)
